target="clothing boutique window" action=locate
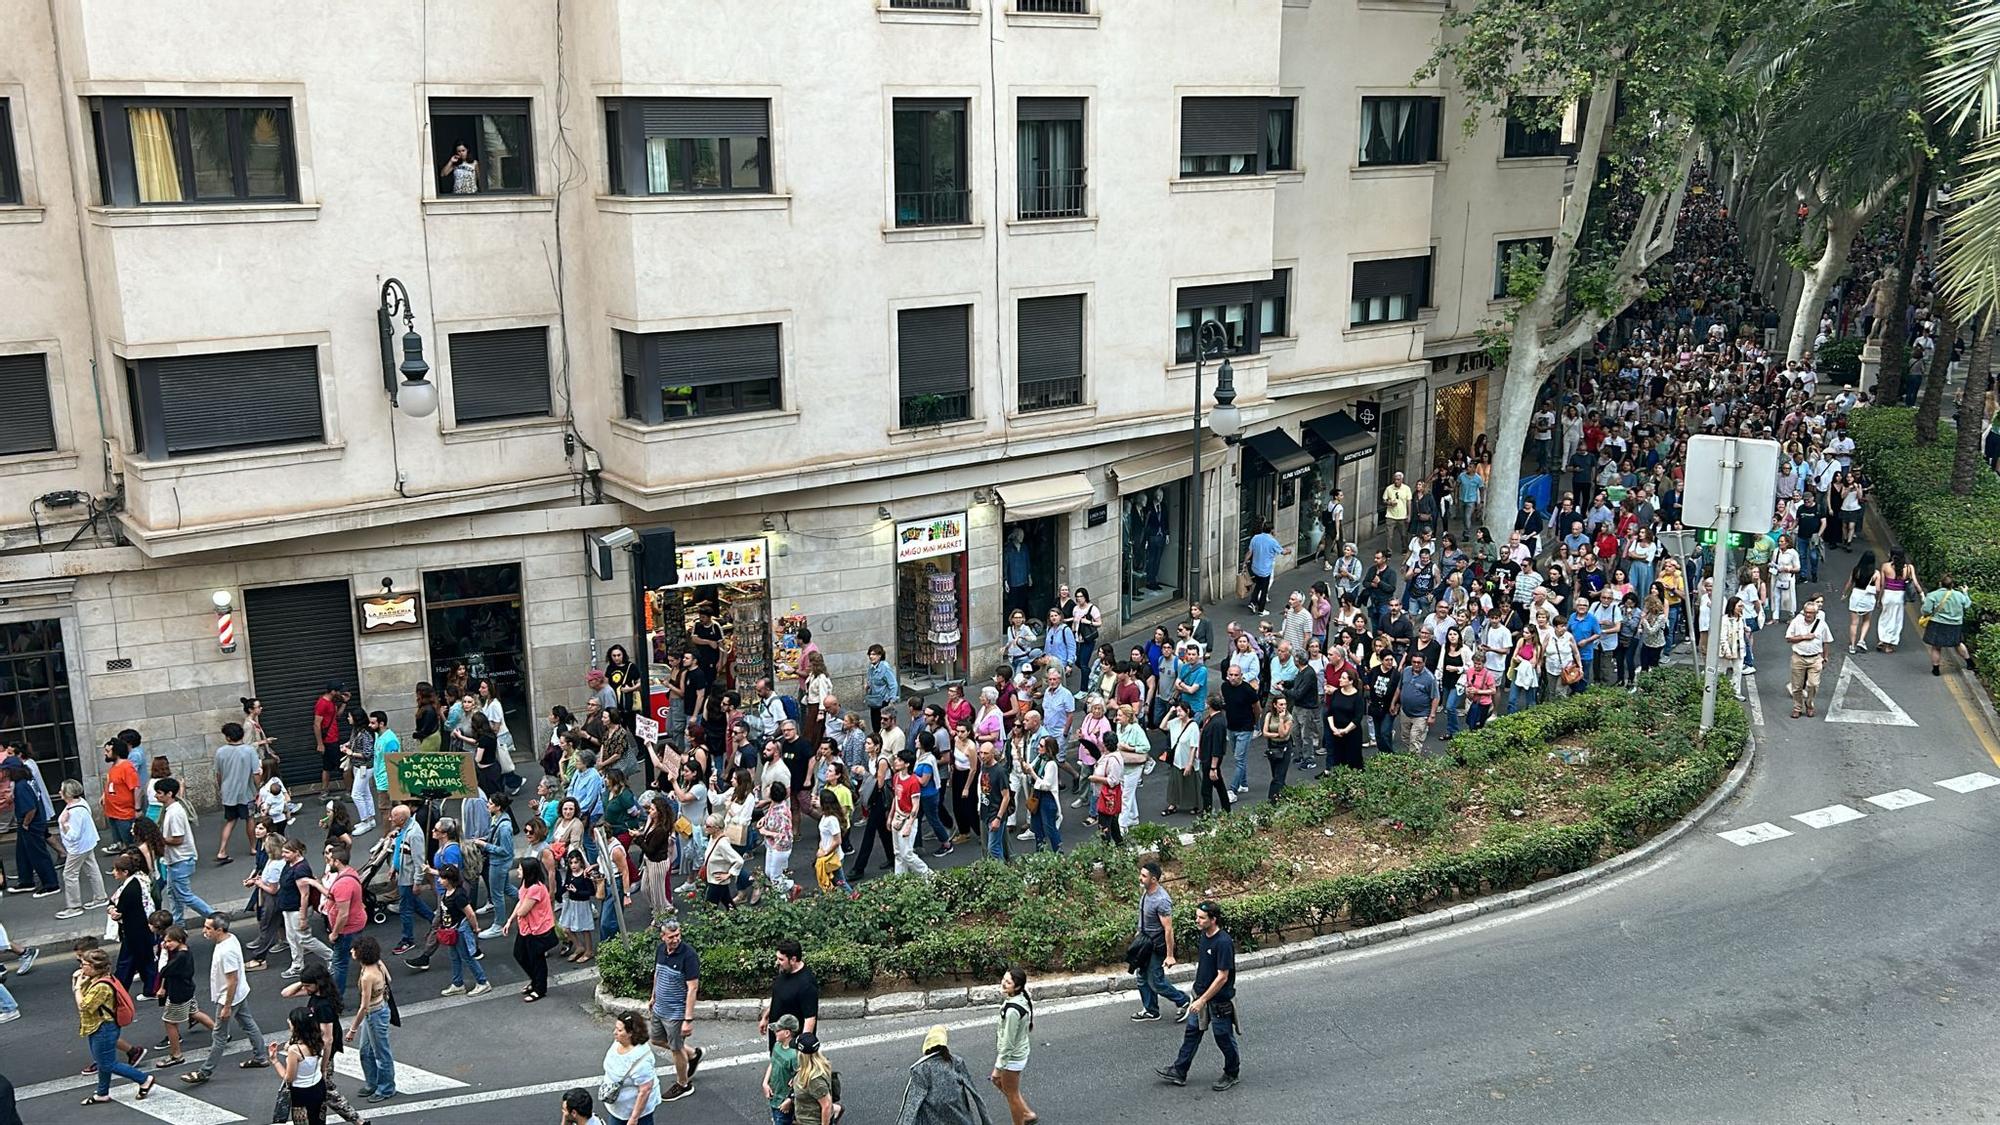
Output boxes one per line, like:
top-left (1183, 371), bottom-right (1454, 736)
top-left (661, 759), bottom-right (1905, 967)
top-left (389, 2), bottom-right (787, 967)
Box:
top-left (894, 99), bottom-right (970, 227)
top-left (1349, 254), bottom-right (1432, 327)
top-left (429, 98), bottom-right (533, 194)
top-left (603, 97), bottom-right (771, 196)
top-left (90, 97), bottom-right (297, 206)
top-left (1357, 96), bottom-right (1441, 167)
top-left (1502, 98), bottom-right (1563, 159)
top-left (619, 325), bottom-right (783, 425)
top-left (1179, 96), bottom-right (1295, 177)
top-left (1016, 97), bottom-right (1085, 219)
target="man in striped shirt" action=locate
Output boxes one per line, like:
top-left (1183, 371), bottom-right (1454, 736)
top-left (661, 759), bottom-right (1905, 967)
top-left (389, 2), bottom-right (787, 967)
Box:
top-left (648, 919), bottom-right (703, 1102)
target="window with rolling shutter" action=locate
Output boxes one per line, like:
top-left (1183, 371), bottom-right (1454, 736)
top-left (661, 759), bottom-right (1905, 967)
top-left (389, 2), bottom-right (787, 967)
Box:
top-left (1173, 281), bottom-right (1257, 362)
top-left (897, 305), bottom-right (973, 426)
top-left (1349, 254), bottom-right (1432, 326)
top-left (125, 346), bottom-right (323, 459)
top-left (1016, 294), bottom-right (1084, 413)
top-left (603, 97), bottom-right (772, 195)
top-left (448, 327), bottom-right (552, 424)
top-left (615, 324), bottom-right (782, 425)
top-left (1179, 96), bottom-right (1295, 177)
top-left (0, 353), bottom-right (56, 456)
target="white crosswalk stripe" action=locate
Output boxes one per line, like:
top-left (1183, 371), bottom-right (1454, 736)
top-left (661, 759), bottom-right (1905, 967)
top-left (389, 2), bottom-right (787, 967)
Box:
top-left (1718, 822), bottom-right (1794, 846)
top-left (1791, 804), bottom-right (1868, 829)
top-left (104, 1082), bottom-right (246, 1124)
top-left (332, 1053), bottom-right (466, 1094)
top-left (1864, 788), bottom-right (1934, 811)
top-left (1935, 772), bottom-right (2000, 794)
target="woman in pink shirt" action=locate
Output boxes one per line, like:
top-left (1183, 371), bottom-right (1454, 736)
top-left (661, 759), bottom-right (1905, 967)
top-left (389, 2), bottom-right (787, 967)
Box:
top-left (502, 856), bottom-right (557, 1003)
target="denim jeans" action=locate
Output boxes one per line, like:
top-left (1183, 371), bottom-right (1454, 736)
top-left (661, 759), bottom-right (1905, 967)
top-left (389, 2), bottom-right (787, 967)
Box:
top-left (919, 793), bottom-right (951, 848)
top-left (1170, 1007), bottom-right (1240, 1079)
top-left (1227, 730), bottom-right (1254, 791)
top-left (1371, 712), bottom-right (1396, 752)
top-left (447, 921), bottom-right (487, 987)
top-left (1443, 686), bottom-right (1465, 736)
top-left (0, 980), bottom-right (15, 1015)
top-left (1506, 684), bottom-right (1538, 714)
top-left (1031, 796), bottom-right (1062, 853)
top-left (597, 875), bottom-right (624, 943)
top-left (1466, 701), bottom-right (1492, 730)
top-left (985, 821), bottom-right (1010, 863)
top-left (485, 862), bottom-right (514, 928)
top-left (1135, 949), bottom-right (1189, 1015)
top-left (772, 1110), bottom-right (796, 1125)
top-left (397, 883), bottom-right (433, 943)
top-left (330, 931), bottom-right (355, 995)
top-left (163, 858), bottom-right (214, 924)
top-left (89, 1020), bottom-right (150, 1096)
top-left (108, 817), bottom-right (135, 850)
top-left (357, 1004), bottom-right (396, 1097)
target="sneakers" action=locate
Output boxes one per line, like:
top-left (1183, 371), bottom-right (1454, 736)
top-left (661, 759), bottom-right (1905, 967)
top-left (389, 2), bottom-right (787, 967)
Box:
top-left (1234, 786), bottom-right (1249, 796)
top-left (439, 984), bottom-right (467, 997)
top-left (931, 846), bottom-right (954, 859)
top-left (1070, 797), bottom-right (1085, 809)
top-left (1130, 1009), bottom-right (1162, 1022)
top-left (476, 902), bottom-right (494, 915)
top-left (471, 949), bottom-right (485, 961)
top-left (55, 908), bottom-right (83, 920)
top-left (1155, 1067), bottom-right (1187, 1086)
top-left (1015, 830), bottom-right (1036, 841)
top-left (477, 926), bottom-right (504, 940)
top-left (687, 1047), bottom-right (705, 1079)
top-left (365, 1091), bottom-right (396, 1104)
top-left (404, 959), bottom-right (432, 973)
top-left (127, 1045), bottom-right (147, 1067)
top-left (390, 942), bottom-right (415, 955)
top-left (0, 1011), bottom-right (18, 1024)
top-left (467, 982), bottom-right (492, 997)
top-left (84, 898), bottom-right (109, 910)
top-left (1174, 1003), bottom-right (1191, 1023)
top-left (662, 1082), bottom-right (695, 1102)
top-left (14, 947), bottom-right (36, 974)
top-left (1211, 1073), bottom-right (1240, 1092)
top-left (31, 887), bottom-right (59, 898)
top-left (281, 966), bottom-right (303, 980)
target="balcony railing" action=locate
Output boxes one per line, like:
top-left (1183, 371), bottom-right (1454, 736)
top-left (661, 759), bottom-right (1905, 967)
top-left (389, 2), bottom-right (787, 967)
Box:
top-left (1017, 167), bottom-right (1087, 220)
top-left (887, 0), bottom-right (969, 8)
top-left (899, 391), bottom-right (972, 428)
top-left (894, 187), bottom-right (972, 228)
top-left (1016, 0), bottom-right (1089, 11)
top-left (1017, 375), bottom-right (1085, 413)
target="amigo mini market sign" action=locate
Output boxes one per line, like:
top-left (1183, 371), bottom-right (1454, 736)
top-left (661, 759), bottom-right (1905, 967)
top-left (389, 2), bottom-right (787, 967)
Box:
top-left (895, 512), bottom-right (968, 562)
top-left (670, 538), bottom-right (769, 588)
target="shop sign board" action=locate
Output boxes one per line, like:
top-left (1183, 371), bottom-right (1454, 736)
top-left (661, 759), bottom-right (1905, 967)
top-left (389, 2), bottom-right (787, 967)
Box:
top-left (669, 538), bottom-right (769, 588)
top-left (895, 512), bottom-right (969, 562)
top-left (355, 591), bottom-right (422, 634)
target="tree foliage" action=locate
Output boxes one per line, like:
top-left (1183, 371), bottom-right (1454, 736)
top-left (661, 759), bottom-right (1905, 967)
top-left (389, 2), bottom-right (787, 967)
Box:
top-left (1929, 0), bottom-right (2000, 319)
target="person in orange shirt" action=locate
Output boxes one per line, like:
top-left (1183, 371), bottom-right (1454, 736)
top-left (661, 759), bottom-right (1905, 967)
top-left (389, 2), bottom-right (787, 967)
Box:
top-left (99, 739), bottom-right (141, 855)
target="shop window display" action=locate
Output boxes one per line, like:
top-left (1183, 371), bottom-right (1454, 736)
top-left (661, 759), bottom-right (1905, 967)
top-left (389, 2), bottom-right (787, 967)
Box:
top-left (1122, 483), bottom-right (1185, 620)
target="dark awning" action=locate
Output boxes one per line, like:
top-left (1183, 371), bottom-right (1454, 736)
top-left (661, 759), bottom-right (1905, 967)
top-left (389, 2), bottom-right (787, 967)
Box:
top-left (1302, 411), bottom-right (1376, 466)
top-left (1242, 428), bottom-right (1314, 479)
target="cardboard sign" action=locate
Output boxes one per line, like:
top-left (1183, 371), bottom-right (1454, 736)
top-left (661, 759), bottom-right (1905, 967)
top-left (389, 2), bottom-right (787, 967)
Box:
top-left (384, 750), bottom-right (478, 802)
top-left (633, 716), bottom-right (660, 745)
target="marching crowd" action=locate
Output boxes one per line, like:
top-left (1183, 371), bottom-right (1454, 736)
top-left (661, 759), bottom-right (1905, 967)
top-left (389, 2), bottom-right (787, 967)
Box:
top-left (0, 167), bottom-right (1983, 1124)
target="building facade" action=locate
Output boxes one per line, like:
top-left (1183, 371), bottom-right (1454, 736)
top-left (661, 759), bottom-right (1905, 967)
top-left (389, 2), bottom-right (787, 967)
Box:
top-left (0, 0), bottom-right (1560, 802)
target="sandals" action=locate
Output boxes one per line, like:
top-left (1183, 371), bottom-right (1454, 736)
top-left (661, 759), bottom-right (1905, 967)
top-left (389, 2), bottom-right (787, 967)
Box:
top-left (180, 1072), bottom-right (209, 1086)
top-left (239, 1058), bottom-right (268, 1069)
top-left (523, 992), bottom-right (542, 1003)
top-left (1807, 705), bottom-right (1816, 717)
top-left (138, 1078), bottom-right (156, 1100)
top-left (155, 1055), bottom-right (185, 1069)
top-left (1791, 708), bottom-right (1802, 719)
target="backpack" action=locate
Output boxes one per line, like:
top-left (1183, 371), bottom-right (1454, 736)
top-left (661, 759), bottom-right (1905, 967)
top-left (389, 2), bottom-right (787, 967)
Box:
top-left (107, 976), bottom-right (136, 1027)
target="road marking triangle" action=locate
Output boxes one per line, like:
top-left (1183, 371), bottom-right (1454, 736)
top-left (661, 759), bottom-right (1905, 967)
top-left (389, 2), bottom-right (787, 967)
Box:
top-left (1823, 660), bottom-right (1918, 727)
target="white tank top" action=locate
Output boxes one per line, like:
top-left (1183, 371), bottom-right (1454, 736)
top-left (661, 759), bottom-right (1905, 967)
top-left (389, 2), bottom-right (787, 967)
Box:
top-left (291, 1052), bottom-right (323, 1088)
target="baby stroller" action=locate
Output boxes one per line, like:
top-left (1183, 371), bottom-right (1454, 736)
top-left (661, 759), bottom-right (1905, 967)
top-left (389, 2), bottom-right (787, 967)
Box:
top-left (354, 836), bottom-right (395, 926)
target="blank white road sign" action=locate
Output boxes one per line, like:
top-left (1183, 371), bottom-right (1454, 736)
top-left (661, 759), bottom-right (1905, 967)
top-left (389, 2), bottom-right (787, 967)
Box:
top-left (1682, 434), bottom-right (1781, 535)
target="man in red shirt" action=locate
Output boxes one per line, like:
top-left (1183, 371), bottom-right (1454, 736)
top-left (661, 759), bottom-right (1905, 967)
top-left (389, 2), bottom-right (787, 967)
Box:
top-left (100, 739), bottom-right (141, 854)
top-left (313, 682), bottom-right (347, 792)
top-left (314, 842), bottom-right (369, 994)
top-left (889, 751), bottom-right (930, 877)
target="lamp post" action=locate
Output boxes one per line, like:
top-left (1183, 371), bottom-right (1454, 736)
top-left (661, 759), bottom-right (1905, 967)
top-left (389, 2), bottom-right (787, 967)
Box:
top-left (1187, 319), bottom-right (1243, 608)
top-left (377, 278), bottom-right (439, 419)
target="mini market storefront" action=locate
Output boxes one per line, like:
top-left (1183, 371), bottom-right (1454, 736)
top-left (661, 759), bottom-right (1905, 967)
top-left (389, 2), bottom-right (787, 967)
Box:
top-left (646, 537), bottom-right (774, 695)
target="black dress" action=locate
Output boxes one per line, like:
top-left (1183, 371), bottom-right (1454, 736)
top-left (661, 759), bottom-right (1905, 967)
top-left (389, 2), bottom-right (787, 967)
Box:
top-left (1324, 690), bottom-right (1366, 769)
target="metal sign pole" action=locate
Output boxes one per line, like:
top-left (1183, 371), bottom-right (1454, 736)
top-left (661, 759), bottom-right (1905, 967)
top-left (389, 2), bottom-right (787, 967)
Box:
top-left (1700, 438), bottom-right (1739, 734)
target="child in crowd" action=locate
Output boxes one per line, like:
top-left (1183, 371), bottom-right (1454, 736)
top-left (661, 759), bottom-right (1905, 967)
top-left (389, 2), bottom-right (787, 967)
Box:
top-left (558, 851), bottom-right (600, 963)
top-left (154, 925), bottom-right (209, 1069)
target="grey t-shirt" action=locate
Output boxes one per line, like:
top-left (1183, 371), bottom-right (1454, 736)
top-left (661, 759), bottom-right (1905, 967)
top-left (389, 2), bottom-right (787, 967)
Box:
top-left (215, 742), bottom-right (260, 806)
top-left (1139, 886), bottom-right (1173, 939)
top-left (1399, 669), bottom-right (1440, 717)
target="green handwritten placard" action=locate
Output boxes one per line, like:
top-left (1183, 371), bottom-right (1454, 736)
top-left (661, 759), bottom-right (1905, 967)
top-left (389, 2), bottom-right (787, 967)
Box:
top-left (384, 750), bottom-right (478, 802)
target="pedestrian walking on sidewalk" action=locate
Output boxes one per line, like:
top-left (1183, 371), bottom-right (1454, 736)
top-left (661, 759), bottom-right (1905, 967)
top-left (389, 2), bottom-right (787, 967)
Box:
top-left (1154, 901), bottom-right (1241, 1093)
top-left (1129, 862), bottom-right (1190, 1022)
top-left (1921, 576), bottom-right (1974, 676)
top-left (896, 1026), bottom-right (988, 1125)
top-left (56, 780), bottom-right (108, 919)
top-left (181, 912), bottom-right (270, 1087)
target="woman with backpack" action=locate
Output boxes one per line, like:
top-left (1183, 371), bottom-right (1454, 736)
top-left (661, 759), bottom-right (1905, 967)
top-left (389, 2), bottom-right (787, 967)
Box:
top-left (73, 947), bottom-right (157, 1105)
top-left (991, 965), bottom-right (1036, 1125)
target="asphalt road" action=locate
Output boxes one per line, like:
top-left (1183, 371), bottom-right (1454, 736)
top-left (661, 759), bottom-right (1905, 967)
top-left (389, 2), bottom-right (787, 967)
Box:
top-left (12, 548), bottom-right (2000, 1124)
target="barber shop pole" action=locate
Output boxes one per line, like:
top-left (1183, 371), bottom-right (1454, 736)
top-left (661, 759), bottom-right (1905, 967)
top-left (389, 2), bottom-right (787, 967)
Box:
top-left (212, 590), bottom-right (237, 653)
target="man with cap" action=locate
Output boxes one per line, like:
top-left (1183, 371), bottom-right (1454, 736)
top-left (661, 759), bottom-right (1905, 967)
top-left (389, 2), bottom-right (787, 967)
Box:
top-left (1155, 900), bottom-right (1241, 1093)
top-left (585, 669), bottom-right (617, 714)
top-left (649, 918), bottom-right (703, 1102)
top-left (763, 1014), bottom-right (801, 1124)
top-left (314, 682), bottom-right (348, 793)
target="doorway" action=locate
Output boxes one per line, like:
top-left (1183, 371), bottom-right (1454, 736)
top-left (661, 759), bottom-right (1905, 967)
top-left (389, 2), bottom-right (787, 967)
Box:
top-left (1002, 516), bottom-right (1061, 628)
top-left (422, 564), bottom-right (530, 750)
top-left (243, 582), bottom-right (361, 787)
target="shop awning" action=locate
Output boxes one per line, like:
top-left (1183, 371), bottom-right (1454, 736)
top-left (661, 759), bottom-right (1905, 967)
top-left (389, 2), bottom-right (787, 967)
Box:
top-left (995, 474), bottom-right (1094, 520)
top-left (1302, 411), bottom-right (1376, 466)
top-left (1242, 428), bottom-right (1315, 478)
top-left (1109, 441), bottom-right (1228, 495)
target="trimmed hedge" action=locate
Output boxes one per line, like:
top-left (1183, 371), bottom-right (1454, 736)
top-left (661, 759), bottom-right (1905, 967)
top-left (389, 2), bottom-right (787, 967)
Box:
top-left (1847, 408), bottom-right (2000, 696)
top-left (600, 669), bottom-right (1744, 1000)
top-left (1818, 337), bottom-right (1863, 386)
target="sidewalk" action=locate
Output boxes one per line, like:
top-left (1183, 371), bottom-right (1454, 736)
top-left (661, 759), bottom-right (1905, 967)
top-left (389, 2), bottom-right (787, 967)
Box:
top-left (0, 838), bottom-right (270, 951)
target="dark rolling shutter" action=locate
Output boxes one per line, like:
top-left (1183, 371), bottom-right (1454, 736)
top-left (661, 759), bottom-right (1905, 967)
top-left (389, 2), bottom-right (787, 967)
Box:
top-left (429, 97), bottom-right (528, 117)
top-left (149, 347), bottom-right (322, 456)
top-left (1352, 255), bottom-right (1430, 301)
top-left (0, 353), bottom-right (57, 456)
top-left (1180, 97), bottom-right (1263, 156)
top-left (1177, 281), bottom-right (1256, 309)
top-left (658, 324), bottom-right (781, 388)
top-left (1017, 294), bottom-right (1083, 382)
top-left (641, 98), bottom-right (770, 136)
top-left (1018, 97), bottom-right (1084, 122)
top-left (1259, 269), bottom-right (1289, 313)
top-left (449, 327), bottom-right (552, 423)
top-left (898, 305), bottom-right (972, 396)
top-left (243, 581), bottom-right (359, 787)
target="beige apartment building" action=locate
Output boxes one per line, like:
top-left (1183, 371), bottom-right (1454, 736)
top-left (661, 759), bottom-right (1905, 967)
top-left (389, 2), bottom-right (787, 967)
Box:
top-left (0, 0), bottom-right (1559, 801)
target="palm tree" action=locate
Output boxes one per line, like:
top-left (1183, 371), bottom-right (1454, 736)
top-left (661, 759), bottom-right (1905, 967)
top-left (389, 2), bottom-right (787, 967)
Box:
top-left (1928, 0), bottom-right (2000, 320)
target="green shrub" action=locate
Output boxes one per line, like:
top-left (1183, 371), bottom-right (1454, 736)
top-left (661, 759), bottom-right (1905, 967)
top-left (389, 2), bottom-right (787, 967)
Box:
top-left (1350, 751), bottom-right (1457, 836)
top-left (1123, 820), bottom-right (1180, 860)
top-left (597, 928), bottom-right (657, 999)
top-left (1180, 816), bottom-right (1267, 889)
top-left (1818, 337), bottom-right (1863, 385)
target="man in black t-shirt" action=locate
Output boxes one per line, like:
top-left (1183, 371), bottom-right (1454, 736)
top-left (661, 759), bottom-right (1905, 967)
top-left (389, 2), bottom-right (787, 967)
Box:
top-left (1366, 652), bottom-right (1402, 753)
top-left (978, 740), bottom-right (1013, 863)
top-left (760, 938), bottom-right (819, 1048)
top-left (1218, 666), bottom-right (1260, 797)
top-left (1155, 900), bottom-right (1241, 1092)
top-left (689, 603), bottom-right (725, 677)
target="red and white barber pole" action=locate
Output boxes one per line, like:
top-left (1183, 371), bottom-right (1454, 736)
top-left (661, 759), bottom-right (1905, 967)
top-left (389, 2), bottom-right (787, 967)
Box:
top-left (212, 590), bottom-right (237, 653)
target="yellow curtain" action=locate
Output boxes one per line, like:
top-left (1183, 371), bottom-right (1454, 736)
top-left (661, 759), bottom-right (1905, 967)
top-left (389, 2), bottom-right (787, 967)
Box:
top-left (126, 108), bottom-right (182, 203)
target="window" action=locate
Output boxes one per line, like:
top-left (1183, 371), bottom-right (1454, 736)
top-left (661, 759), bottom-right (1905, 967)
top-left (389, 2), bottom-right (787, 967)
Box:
top-left (1174, 273), bottom-right (1289, 361)
top-left (894, 100), bottom-right (970, 227)
top-left (0, 100), bottom-right (18, 205)
top-left (887, 0), bottom-right (969, 7)
top-left (0, 619), bottom-right (82, 789)
top-left (1016, 98), bottom-right (1085, 219)
top-left (1018, 0), bottom-right (1090, 9)
top-left (603, 98), bottom-right (771, 196)
top-left (1179, 97), bottom-right (1295, 176)
top-left (89, 97), bottom-right (296, 206)
top-left (1016, 294), bottom-right (1084, 412)
top-left (1259, 269), bottom-right (1291, 338)
top-left (447, 327), bottom-right (553, 424)
top-left (124, 346), bottom-right (322, 459)
top-left (897, 305), bottom-right (973, 426)
top-left (429, 98), bottom-right (533, 194)
top-left (1494, 237), bottom-right (1553, 299)
top-left (0, 354), bottom-right (56, 456)
top-left (1503, 98), bottom-right (1563, 159)
top-left (1349, 255), bottom-right (1432, 326)
top-left (1357, 96), bottom-right (1441, 167)
top-left (618, 324), bottom-right (782, 425)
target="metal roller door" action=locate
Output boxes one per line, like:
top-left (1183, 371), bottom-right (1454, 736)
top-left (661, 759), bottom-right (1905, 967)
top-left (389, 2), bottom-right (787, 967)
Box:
top-left (244, 581), bottom-right (359, 786)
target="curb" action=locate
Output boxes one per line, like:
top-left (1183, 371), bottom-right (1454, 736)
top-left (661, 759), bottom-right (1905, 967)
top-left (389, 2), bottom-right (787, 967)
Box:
top-left (2, 901), bottom-right (254, 952)
top-left (595, 726), bottom-right (1758, 1024)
